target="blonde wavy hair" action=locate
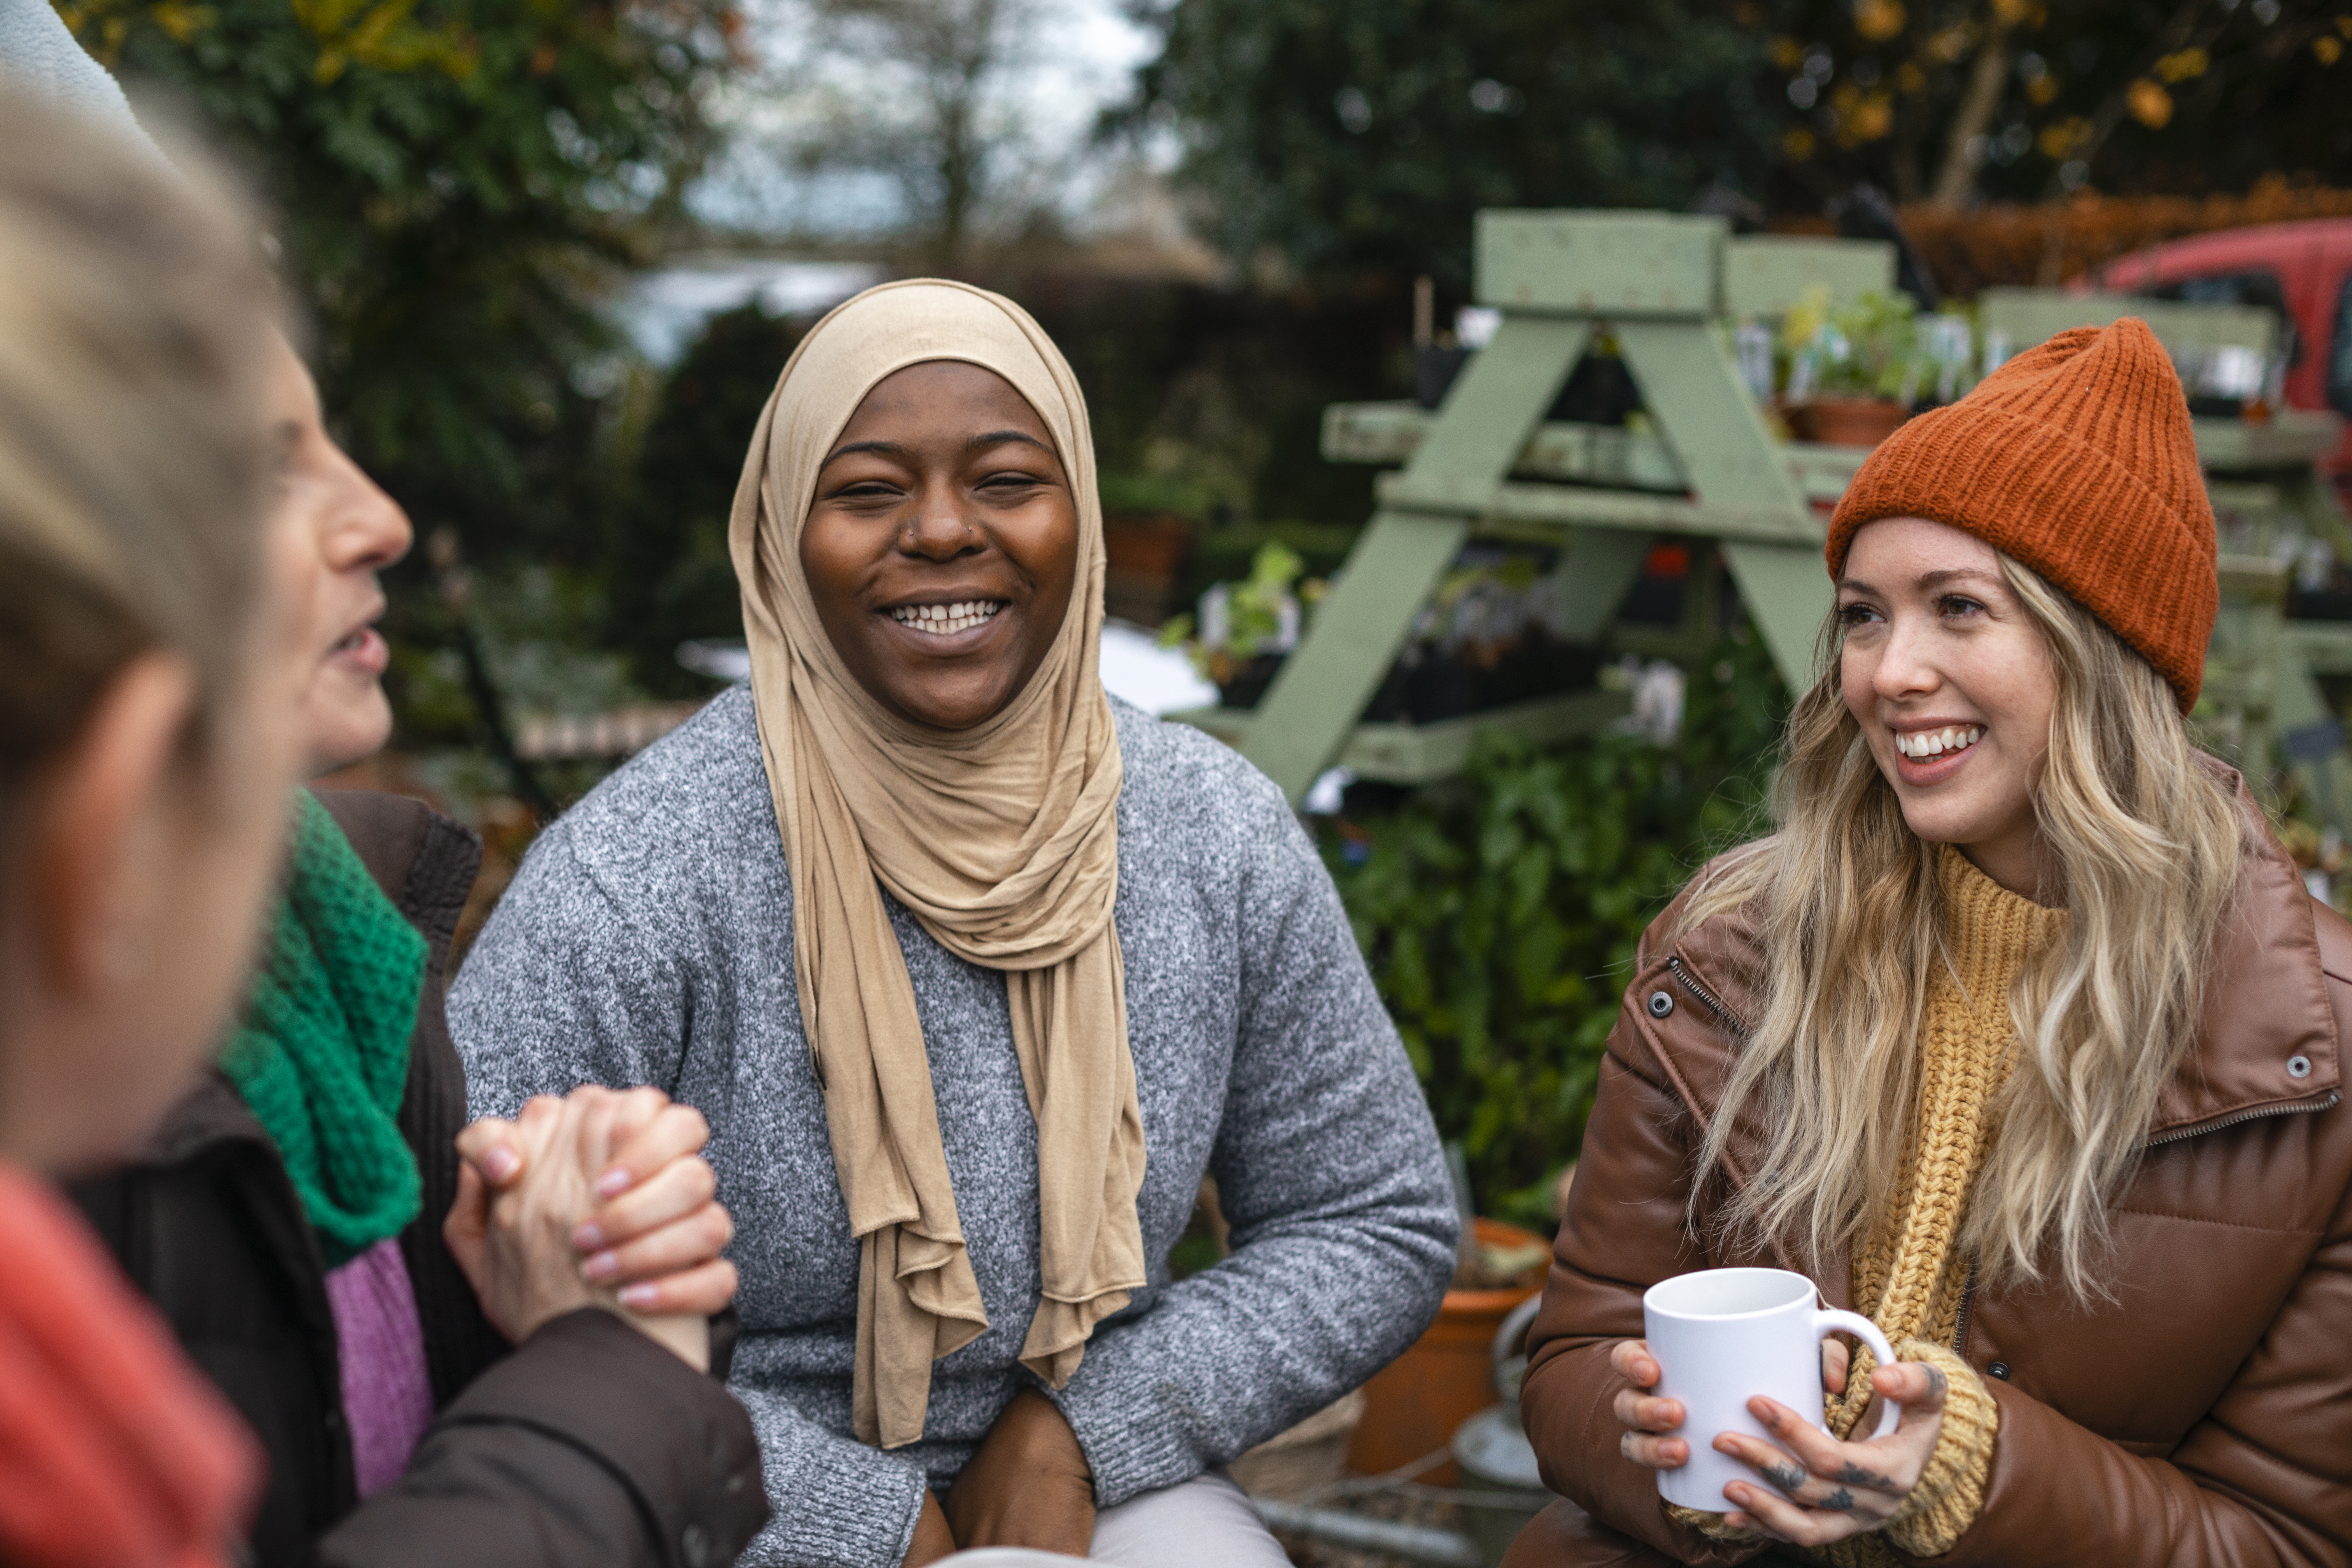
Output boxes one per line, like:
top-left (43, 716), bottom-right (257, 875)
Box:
top-left (1682, 555), bottom-right (2244, 1298)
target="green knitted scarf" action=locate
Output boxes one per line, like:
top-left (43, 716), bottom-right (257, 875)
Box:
top-left (220, 793), bottom-right (427, 1268)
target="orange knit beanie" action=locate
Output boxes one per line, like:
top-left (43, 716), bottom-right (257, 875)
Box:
top-left (1825, 316), bottom-right (2217, 711)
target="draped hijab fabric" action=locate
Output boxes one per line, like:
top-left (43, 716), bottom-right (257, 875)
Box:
top-left (726, 280), bottom-right (1147, 1450)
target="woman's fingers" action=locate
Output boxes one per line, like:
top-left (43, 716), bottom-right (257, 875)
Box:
top-left (1616, 1430), bottom-right (1688, 1470)
top-left (1878, 1358), bottom-right (1952, 1418)
top-left (1610, 1387), bottom-right (1685, 1434)
top-left (1713, 1431), bottom-right (1899, 1514)
top-left (454, 1115), bottom-right (525, 1185)
top-left (1721, 1480), bottom-right (1866, 1548)
top-left (574, 1154), bottom-right (720, 1253)
top-left (616, 1256), bottom-right (739, 1317)
top-left (580, 1198), bottom-right (734, 1284)
top-left (1608, 1337), bottom-right (1661, 1389)
top-left (595, 1101), bottom-right (711, 1202)
top-left (1820, 1336), bottom-right (1850, 1395)
top-left (1744, 1395), bottom-right (1878, 1480)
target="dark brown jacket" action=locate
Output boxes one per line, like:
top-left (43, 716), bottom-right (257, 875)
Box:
top-left (1515, 772), bottom-right (2352, 1567)
top-left (69, 790), bottom-right (768, 1568)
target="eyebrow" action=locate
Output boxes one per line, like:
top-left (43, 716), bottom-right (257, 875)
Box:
top-left (819, 429), bottom-right (1056, 469)
top-left (1837, 566), bottom-right (2005, 595)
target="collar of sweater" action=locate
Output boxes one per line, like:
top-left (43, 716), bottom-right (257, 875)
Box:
top-left (1933, 845), bottom-right (2068, 1008)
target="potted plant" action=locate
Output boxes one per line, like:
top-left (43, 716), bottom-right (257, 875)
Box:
top-left (1167, 541), bottom-right (1603, 720)
top-left (1159, 540), bottom-right (1318, 709)
top-left (1783, 286), bottom-right (1921, 448)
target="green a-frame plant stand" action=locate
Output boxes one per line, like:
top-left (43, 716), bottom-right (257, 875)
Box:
top-left (1183, 210), bottom-right (1890, 803)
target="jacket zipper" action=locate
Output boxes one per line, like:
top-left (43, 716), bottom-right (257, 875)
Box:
top-left (1950, 1261), bottom-right (1975, 1355)
top-left (2142, 1092), bottom-right (2338, 1148)
top-left (1666, 955), bottom-right (1749, 1037)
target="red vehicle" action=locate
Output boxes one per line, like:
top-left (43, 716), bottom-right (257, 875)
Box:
top-left (2093, 218), bottom-right (2352, 491)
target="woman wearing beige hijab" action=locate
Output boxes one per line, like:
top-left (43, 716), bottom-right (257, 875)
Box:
top-left (452, 281), bottom-right (1456, 1566)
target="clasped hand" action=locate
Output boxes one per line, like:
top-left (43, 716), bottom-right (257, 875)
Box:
top-left (901, 1389), bottom-right (1096, 1567)
top-left (444, 1085), bottom-right (738, 1369)
top-left (1609, 1336), bottom-right (1953, 1550)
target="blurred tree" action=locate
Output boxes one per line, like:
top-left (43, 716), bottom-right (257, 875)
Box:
top-left (1116, 0), bottom-right (1777, 285)
top-left (720, 0), bottom-right (1052, 266)
top-left (58, 0), bottom-right (745, 565)
top-left (610, 302), bottom-right (801, 694)
top-left (1741, 0), bottom-right (2352, 210)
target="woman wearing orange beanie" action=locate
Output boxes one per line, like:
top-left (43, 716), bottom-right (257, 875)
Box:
top-left (1509, 316), bottom-right (2352, 1567)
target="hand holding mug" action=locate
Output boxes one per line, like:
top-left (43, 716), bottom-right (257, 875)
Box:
top-left (1622, 1266), bottom-right (1950, 1547)
top-left (1609, 1335), bottom-right (1848, 1472)
top-left (1714, 1357), bottom-right (1952, 1548)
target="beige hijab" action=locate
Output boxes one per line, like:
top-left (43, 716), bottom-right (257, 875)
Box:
top-left (726, 280), bottom-right (1147, 1450)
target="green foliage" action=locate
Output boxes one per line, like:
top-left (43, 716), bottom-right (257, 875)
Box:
top-left (1118, 0), bottom-right (1778, 285)
top-left (68, 0), bottom-right (740, 565)
top-left (1785, 285), bottom-right (1919, 400)
top-left (608, 303), bottom-right (803, 694)
top-left (1327, 628), bottom-right (1790, 1228)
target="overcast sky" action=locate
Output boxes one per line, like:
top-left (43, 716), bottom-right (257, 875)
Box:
top-left (688, 0), bottom-right (1163, 239)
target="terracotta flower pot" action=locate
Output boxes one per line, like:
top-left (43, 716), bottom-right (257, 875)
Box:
top-left (1801, 397), bottom-right (1911, 449)
top-left (1344, 1217), bottom-right (1548, 1484)
top-left (1102, 511), bottom-right (1194, 579)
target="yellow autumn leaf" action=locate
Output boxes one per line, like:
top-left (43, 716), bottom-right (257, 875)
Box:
top-left (1783, 125), bottom-right (1818, 162)
top-left (2127, 78), bottom-right (2172, 128)
top-left (2027, 73), bottom-right (2057, 103)
top-left (1769, 35), bottom-right (1804, 69)
top-left (1855, 0), bottom-right (1905, 42)
top-left (2317, 35), bottom-right (2343, 64)
top-left (2038, 115), bottom-right (2091, 158)
top-left (1851, 91), bottom-right (1894, 140)
top-left (148, 1), bottom-right (215, 41)
top-left (2154, 47), bottom-right (2208, 83)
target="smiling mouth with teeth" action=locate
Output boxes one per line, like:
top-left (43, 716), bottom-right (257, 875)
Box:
top-left (1895, 724), bottom-right (1984, 761)
top-left (889, 600), bottom-right (1004, 637)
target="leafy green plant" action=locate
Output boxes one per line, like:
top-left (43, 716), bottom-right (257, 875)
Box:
top-left (1325, 625), bottom-right (1790, 1230)
top-left (1784, 285), bottom-right (1923, 401)
top-left (1159, 539), bottom-right (1326, 684)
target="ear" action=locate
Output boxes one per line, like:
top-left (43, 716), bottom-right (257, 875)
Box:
top-left (31, 652), bottom-right (201, 996)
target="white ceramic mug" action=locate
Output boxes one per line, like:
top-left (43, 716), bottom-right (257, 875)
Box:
top-left (1640, 1266), bottom-right (1901, 1512)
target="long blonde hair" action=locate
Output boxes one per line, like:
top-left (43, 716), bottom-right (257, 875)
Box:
top-left (1685, 555), bottom-right (2244, 1297)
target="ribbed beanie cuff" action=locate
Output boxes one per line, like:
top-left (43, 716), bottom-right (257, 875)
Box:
top-left (1826, 318), bottom-right (2217, 712)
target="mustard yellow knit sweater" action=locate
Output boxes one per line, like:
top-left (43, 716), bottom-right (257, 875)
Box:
top-left (1673, 847), bottom-right (2064, 1564)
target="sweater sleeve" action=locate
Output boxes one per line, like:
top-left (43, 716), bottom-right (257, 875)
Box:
top-left (447, 827), bottom-right (692, 1114)
top-left (317, 1309), bottom-right (766, 1568)
top-left (1041, 781), bottom-right (1459, 1508)
top-left (449, 822), bottom-right (935, 1568)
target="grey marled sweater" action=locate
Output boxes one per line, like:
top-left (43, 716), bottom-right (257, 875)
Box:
top-left (448, 686), bottom-right (1456, 1568)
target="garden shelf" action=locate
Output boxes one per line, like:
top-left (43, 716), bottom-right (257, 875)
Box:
top-left (1188, 206), bottom-right (2352, 821)
top-left (1168, 688), bottom-right (1632, 787)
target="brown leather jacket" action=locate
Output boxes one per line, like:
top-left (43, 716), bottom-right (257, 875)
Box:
top-left (1517, 774), bottom-right (2352, 1567)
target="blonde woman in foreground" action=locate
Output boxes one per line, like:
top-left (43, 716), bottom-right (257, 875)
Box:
top-left (1511, 318), bottom-right (2352, 1567)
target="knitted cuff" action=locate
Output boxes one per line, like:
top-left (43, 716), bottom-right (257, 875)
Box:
top-left (1881, 1339), bottom-right (1999, 1559)
top-left (1664, 1502), bottom-right (1763, 1542)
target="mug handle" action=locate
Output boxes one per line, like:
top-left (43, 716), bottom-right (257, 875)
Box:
top-left (1811, 1309), bottom-right (1903, 1440)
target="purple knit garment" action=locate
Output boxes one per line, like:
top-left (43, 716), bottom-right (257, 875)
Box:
top-left (322, 1237), bottom-right (435, 1497)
